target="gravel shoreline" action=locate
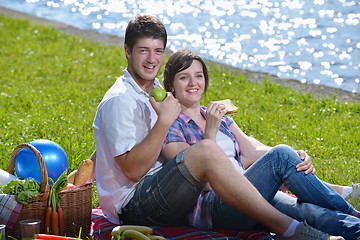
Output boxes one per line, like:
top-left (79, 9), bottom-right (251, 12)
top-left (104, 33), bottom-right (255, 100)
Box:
top-left (1, 6), bottom-right (359, 103)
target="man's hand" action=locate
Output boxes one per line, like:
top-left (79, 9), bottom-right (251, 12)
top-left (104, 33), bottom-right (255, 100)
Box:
top-left (296, 150), bottom-right (316, 175)
top-left (150, 92), bottom-right (181, 127)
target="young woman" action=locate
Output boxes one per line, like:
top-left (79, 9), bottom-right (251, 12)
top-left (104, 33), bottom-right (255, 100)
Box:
top-left (162, 48), bottom-right (360, 240)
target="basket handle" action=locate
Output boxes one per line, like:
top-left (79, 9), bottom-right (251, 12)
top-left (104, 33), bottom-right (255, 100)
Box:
top-left (8, 143), bottom-right (50, 201)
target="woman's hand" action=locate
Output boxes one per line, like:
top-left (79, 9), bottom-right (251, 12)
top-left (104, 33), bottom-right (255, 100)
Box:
top-left (204, 102), bottom-right (227, 140)
top-left (296, 150), bottom-right (316, 175)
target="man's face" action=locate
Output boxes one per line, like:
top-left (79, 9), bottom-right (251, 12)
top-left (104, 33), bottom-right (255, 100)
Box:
top-left (125, 38), bottom-right (165, 88)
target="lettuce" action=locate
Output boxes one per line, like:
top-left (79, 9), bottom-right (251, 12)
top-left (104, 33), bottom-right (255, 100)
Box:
top-left (0, 179), bottom-right (40, 205)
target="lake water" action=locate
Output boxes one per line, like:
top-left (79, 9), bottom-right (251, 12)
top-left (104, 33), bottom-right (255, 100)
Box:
top-left (1, 0), bottom-right (359, 93)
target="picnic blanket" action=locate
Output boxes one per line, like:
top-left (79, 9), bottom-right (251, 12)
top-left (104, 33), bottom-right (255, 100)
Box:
top-left (91, 207), bottom-right (274, 240)
top-left (0, 194), bottom-right (22, 228)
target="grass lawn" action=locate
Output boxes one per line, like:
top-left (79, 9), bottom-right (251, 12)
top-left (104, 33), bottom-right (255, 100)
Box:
top-left (0, 14), bottom-right (359, 210)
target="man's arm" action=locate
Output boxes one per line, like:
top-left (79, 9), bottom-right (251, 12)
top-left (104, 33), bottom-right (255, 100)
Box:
top-left (88, 115), bottom-right (176, 182)
top-left (116, 94), bottom-right (181, 182)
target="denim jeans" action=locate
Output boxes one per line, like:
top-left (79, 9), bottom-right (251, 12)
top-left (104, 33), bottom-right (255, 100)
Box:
top-left (211, 144), bottom-right (360, 239)
top-left (272, 191), bottom-right (360, 240)
top-left (122, 145), bottom-right (360, 239)
top-left (120, 150), bottom-right (207, 226)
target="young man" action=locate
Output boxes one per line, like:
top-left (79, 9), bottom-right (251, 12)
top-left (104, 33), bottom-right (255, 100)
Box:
top-left (92, 15), bottom-right (343, 240)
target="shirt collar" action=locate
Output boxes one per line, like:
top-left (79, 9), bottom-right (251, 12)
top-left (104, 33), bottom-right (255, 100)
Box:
top-left (122, 69), bottom-right (162, 97)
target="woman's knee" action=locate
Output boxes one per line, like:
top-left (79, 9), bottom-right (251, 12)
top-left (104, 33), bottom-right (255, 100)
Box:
top-left (271, 144), bottom-right (300, 162)
top-left (272, 144), bottom-right (294, 153)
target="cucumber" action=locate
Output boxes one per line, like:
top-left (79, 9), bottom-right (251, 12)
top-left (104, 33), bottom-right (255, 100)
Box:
top-left (121, 230), bottom-right (151, 240)
top-left (111, 225), bottom-right (153, 239)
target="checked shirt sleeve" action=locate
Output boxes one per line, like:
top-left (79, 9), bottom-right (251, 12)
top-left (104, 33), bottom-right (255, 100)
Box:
top-left (163, 120), bottom-right (187, 148)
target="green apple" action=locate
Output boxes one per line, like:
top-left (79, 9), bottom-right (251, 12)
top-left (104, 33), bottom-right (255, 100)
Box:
top-left (149, 88), bottom-right (167, 102)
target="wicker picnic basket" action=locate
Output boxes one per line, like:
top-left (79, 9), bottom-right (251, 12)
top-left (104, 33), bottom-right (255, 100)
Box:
top-left (5, 143), bottom-right (93, 239)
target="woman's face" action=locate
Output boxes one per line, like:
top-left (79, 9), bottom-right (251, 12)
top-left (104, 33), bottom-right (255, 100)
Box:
top-left (172, 60), bottom-right (205, 107)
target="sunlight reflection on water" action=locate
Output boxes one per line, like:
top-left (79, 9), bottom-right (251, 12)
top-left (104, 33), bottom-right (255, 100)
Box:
top-left (1, 0), bottom-right (359, 93)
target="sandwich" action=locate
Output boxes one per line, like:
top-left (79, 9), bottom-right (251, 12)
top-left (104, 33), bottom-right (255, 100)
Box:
top-left (213, 99), bottom-right (238, 114)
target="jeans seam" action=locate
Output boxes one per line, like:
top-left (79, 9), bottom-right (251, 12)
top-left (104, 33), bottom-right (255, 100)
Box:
top-left (176, 150), bottom-right (207, 187)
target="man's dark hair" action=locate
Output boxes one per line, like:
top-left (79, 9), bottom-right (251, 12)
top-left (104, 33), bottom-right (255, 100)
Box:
top-left (125, 15), bottom-right (167, 51)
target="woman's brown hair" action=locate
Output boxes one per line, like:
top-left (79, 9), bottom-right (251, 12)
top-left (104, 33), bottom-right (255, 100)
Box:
top-left (163, 49), bottom-right (209, 97)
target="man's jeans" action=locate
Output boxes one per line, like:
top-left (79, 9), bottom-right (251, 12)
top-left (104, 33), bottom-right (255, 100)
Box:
top-left (211, 144), bottom-right (360, 240)
top-left (121, 145), bottom-right (360, 239)
top-left (119, 150), bottom-right (207, 226)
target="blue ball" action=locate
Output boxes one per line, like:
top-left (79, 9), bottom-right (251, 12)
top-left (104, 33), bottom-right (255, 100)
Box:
top-left (15, 139), bottom-right (68, 184)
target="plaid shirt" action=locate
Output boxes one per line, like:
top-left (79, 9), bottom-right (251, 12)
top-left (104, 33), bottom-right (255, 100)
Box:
top-left (163, 106), bottom-right (243, 229)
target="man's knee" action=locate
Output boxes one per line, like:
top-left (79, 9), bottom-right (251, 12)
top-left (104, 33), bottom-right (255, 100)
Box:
top-left (193, 139), bottom-right (223, 159)
top-left (183, 139), bottom-right (224, 167)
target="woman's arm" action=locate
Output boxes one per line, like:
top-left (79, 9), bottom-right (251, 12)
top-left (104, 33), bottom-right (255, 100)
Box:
top-left (229, 122), bottom-right (272, 169)
top-left (163, 141), bottom-right (190, 161)
top-left (230, 122), bottom-right (315, 174)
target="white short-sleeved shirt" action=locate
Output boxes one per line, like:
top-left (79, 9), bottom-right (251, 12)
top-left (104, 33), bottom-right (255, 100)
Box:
top-left (93, 70), bottom-right (164, 224)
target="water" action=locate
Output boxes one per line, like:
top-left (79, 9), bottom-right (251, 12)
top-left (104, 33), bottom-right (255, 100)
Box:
top-left (1, 0), bottom-right (359, 93)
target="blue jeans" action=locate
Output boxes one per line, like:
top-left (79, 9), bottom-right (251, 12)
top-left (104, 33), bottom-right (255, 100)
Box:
top-left (121, 145), bottom-right (360, 239)
top-left (272, 191), bottom-right (360, 240)
top-left (211, 145), bottom-right (360, 239)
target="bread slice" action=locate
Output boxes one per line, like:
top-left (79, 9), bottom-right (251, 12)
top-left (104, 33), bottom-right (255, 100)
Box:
top-left (213, 99), bottom-right (238, 114)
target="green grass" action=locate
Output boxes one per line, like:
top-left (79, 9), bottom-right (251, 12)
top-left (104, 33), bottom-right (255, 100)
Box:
top-left (0, 14), bottom-right (359, 211)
